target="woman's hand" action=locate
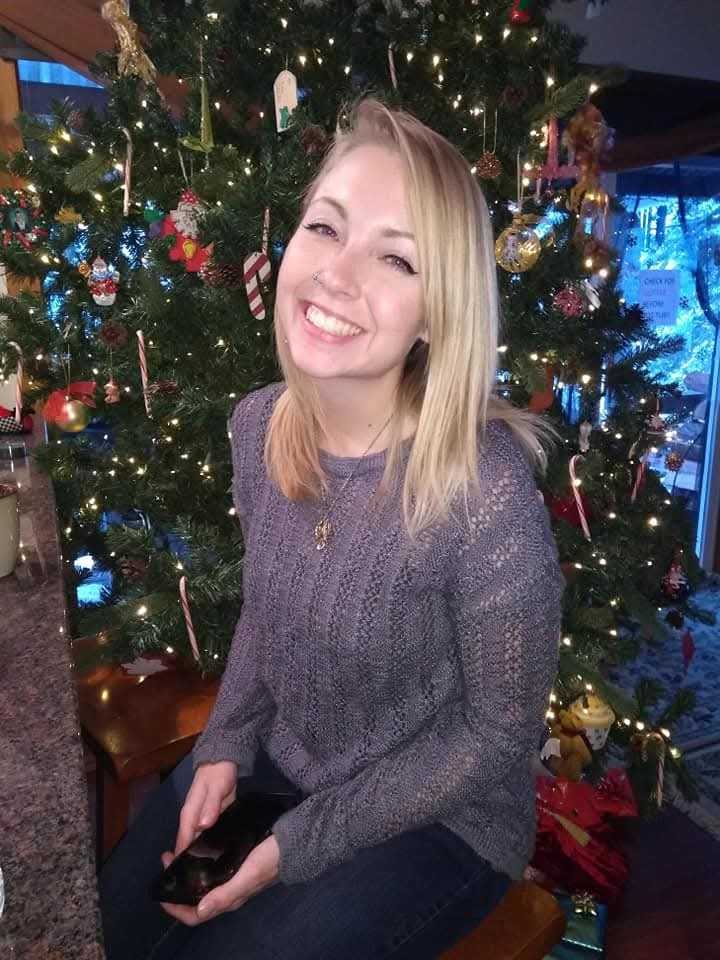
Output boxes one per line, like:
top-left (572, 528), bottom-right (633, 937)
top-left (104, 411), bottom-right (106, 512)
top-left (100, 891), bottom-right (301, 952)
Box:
top-left (174, 760), bottom-right (238, 855)
top-left (159, 834), bottom-right (281, 926)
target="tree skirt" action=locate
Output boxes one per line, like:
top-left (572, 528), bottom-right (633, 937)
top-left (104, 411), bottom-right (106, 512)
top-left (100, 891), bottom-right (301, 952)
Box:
top-left (607, 575), bottom-right (720, 750)
top-left (669, 745), bottom-right (720, 843)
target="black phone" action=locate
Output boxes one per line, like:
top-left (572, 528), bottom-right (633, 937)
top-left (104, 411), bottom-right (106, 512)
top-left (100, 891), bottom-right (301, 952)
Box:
top-left (150, 788), bottom-right (301, 906)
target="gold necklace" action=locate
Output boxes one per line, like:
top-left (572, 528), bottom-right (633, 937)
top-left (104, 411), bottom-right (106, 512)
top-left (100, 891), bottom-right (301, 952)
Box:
top-left (314, 412), bottom-right (394, 551)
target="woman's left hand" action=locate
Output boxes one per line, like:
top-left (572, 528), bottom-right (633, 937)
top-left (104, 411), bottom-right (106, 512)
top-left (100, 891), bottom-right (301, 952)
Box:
top-left (159, 834), bottom-right (281, 926)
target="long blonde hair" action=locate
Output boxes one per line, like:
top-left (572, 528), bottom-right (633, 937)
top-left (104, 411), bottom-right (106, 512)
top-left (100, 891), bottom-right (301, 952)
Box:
top-left (266, 97), bottom-right (559, 541)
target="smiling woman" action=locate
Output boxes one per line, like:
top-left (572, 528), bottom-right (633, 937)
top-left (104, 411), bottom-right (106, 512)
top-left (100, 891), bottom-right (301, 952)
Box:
top-left (99, 97), bottom-right (565, 960)
top-left (267, 97), bottom-right (559, 536)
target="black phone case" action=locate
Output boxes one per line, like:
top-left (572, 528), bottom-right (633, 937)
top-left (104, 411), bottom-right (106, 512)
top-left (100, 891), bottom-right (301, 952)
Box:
top-left (150, 788), bottom-right (301, 906)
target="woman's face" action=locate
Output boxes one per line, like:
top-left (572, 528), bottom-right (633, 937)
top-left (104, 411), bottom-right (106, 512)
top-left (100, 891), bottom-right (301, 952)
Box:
top-left (276, 144), bottom-right (427, 385)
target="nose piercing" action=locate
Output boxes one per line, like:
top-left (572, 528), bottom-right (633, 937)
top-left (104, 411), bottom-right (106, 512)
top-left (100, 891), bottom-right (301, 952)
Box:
top-left (312, 271), bottom-right (322, 285)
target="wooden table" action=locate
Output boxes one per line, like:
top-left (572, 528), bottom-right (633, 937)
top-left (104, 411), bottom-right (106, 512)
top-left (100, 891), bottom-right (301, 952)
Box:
top-left (73, 632), bottom-right (219, 863)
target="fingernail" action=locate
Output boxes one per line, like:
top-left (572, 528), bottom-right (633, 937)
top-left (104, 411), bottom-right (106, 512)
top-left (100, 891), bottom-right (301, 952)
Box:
top-left (197, 902), bottom-right (212, 918)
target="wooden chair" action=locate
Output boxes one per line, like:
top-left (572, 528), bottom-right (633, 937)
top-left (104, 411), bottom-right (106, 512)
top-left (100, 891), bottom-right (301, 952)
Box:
top-left (440, 880), bottom-right (566, 960)
top-left (73, 632), bottom-right (219, 865)
top-left (74, 636), bottom-right (565, 957)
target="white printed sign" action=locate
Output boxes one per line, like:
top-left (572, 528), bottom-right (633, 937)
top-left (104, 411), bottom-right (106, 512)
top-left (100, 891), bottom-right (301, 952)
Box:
top-left (637, 270), bottom-right (680, 327)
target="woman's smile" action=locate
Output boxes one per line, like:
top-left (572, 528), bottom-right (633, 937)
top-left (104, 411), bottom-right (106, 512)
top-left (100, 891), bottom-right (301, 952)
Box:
top-left (298, 300), bottom-right (366, 346)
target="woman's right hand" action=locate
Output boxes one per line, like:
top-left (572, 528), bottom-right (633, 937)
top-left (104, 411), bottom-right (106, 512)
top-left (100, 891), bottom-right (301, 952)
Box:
top-left (174, 760), bottom-right (238, 856)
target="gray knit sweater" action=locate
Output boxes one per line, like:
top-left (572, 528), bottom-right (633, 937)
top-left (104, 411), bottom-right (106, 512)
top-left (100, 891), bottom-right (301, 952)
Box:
top-left (193, 382), bottom-right (565, 887)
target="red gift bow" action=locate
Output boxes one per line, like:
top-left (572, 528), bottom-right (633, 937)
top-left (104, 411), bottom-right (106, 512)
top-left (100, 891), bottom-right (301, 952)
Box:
top-left (42, 381), bottom-right (97, 424)
top-left (531, 771), bottom-right (637, 902)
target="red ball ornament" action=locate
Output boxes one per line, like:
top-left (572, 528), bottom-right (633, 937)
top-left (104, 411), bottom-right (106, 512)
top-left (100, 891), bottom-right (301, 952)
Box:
top-left (553, 286), bottom-right (585, 318)
top-left (509, 0), bottom-right (534, 25)
top-left (546, 491), bottom-right (593, 529)
top-left (664, 451), bottom-right (683, 472)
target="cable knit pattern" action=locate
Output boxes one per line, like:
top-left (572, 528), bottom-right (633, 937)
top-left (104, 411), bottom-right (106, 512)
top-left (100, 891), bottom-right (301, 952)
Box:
top-left (193, 381), bottom-right (565, 886)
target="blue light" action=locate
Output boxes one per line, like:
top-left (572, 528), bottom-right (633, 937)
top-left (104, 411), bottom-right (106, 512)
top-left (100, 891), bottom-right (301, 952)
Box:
top-left (47, 292), bottom-right (65, 322)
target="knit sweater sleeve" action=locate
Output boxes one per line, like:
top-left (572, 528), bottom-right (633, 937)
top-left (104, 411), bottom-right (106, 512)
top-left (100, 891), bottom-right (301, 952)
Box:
top-left (192, 394), bottom-right (274, 775)
top-left (271, 423), bottom-right (565, 885)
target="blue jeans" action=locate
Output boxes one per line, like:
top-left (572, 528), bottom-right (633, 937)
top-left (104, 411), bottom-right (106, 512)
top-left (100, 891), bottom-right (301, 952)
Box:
top-left (99, 748), bottom-right (511, 960)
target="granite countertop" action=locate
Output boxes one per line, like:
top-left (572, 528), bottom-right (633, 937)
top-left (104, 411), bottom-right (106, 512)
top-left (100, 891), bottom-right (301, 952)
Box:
top-left (0, 418), bottom-right (105, 958)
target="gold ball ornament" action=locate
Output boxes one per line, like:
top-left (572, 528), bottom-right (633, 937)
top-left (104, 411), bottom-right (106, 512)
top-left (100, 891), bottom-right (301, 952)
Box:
top-left (495, 216), bottom-right (542, 273)
top-left (57, 399), bottom-right (92, 433)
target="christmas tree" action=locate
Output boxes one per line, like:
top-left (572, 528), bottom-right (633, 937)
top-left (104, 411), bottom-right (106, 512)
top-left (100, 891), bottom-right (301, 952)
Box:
top-left (0, 0), bottom-right (707, 808)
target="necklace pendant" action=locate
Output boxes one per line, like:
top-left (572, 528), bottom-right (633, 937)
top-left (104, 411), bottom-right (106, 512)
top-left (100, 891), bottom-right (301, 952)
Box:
top-left (314, 517), bottom-right (333, 550)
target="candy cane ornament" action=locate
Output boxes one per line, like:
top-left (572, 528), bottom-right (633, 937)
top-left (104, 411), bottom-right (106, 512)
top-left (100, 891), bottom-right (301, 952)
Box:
top-left (8, 341), bottom-right (23, 425)
top-left (569, 454), bottom-right (592, 541)
top-left (243, 207), bottom-right (272, 320)
top-left (135, 329), bottom-right (151, 417)
top-left (630, 453), bottom-right (648, 503)
top-left (642, 732), bottom-right (666, 809)
top-left (179, 575), bottom-right (201, 663)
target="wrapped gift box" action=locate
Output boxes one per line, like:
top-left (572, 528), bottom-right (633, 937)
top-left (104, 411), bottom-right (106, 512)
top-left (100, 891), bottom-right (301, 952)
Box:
top-left (544, 893), bottom-right (608, 958)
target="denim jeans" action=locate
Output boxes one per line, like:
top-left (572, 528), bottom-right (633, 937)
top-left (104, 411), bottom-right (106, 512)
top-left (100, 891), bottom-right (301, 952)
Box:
top-left (99, 748), bottom-right (511, 960)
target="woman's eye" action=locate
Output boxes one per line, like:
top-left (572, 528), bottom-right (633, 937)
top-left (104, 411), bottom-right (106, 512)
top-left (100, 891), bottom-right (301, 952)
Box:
top-left (385, 254), bottom-right (417, 276)
top-left (303, 221), bottom-right (336, 238)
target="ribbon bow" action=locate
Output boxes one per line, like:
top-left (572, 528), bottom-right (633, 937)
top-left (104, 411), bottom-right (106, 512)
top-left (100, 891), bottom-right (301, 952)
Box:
top-left (572, 891), bottom-right (598, 917)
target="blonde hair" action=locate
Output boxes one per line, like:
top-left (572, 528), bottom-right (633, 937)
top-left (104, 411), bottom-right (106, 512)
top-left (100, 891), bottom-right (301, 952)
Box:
top-left (266, 97), bottom-right (559, 541)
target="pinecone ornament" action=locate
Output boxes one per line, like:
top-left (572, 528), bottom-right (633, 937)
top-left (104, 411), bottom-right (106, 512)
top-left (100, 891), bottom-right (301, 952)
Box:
top-left (117, 556), bottom-right (149, 582)
top-left (476, 151), bottom-right (502, 180)
top-left (200, 260), bottom-right (246, 289)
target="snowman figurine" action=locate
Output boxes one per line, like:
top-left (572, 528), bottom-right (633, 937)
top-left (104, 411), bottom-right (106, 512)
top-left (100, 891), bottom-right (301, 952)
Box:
top-left (88, 257), bottom-right (120, 306)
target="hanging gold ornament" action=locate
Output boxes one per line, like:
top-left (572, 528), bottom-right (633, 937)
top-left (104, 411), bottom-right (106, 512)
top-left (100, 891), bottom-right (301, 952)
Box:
top-left (101, 0), bottom-right (158, 86)
top-left (495, 214), bottom-right (543, 272)
top-left (57, 399), bottom-right (92, 433)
